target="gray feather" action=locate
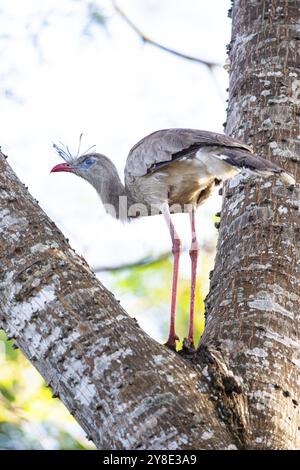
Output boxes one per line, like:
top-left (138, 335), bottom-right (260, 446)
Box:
top-left (125, 128), bottom-right (290, 184)
top-left (125, 128), bottom-right (253, 182)
top-left (214, 148), bottom-right (283, 173)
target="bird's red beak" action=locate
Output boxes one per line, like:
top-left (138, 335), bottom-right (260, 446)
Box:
top-left (50, 163), bottom-right (75, 173)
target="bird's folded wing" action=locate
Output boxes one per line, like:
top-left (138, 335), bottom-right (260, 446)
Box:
top-left (125, 128), bottom-right (253, 182)
top-left (210, 147), bottom-right (284, 174)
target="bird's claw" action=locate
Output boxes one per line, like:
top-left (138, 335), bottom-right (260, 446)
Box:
top-left (181, 337), bottom-right (195, 353)
top-left (165, 334), bottom-right (179, 351)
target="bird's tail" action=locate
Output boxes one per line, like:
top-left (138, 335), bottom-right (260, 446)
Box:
top-left (220, 148), bottom-right (295, 185)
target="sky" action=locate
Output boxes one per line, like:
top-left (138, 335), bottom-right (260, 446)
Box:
top-left (1, 0), bottom-right (231, 332)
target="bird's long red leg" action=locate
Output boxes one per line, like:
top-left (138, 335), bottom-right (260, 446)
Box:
top-left (162, 204), bottom-right (181, 350)
top-left (188, 207), bottom-right (199, 348)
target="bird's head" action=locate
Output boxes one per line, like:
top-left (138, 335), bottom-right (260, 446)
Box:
top-left (50, 138), bottom-right (119, 189)
top-left (50, 137), bottom-right (127, 221)
top-left (51, 152), bottom-right (101, 181)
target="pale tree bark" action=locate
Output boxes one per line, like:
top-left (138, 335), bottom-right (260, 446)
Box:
top-left (203, 0), bottom-right (300, 449)
top-left (0, 0), bottom-right (299, 450)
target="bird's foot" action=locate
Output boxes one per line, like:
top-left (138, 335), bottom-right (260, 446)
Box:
top-left (164, 334), bottom-right (179, 351)
top-left (179, 337), bottom-right (196, 357)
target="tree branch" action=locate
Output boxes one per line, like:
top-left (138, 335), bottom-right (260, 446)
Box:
top-left (93, 251), bottom-right (171, 273)
top-left (93, 238), bottom-right (216, 273)
top-left (111, 0), bottom-right (220, 69)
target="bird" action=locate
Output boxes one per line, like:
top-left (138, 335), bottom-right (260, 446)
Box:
top-left (50, 128), bottom-right (294, 350)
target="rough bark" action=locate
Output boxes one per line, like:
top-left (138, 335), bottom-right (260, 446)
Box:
top-left (0, 151), bottom-right (248, 450)
top-left (203, 0), bottom-right (300, 449)
top-left (0, 0), bottom-right (299, 450)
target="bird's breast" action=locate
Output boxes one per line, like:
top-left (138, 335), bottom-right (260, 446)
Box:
top-left (128, 161), bottom-right (210, 213)
top-left (126, 148), bottom-right (240, 215)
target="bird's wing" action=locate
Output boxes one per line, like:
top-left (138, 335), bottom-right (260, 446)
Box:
top-left (125, 128), bottom-right (253, 182)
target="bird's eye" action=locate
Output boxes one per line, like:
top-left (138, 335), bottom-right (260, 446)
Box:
top-left (82, 157), bottom-right (95, 167)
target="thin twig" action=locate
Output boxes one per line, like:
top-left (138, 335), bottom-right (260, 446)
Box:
top-left (93, 239), bottom-right (216, 273)
top-left (93, 251), bottom-right (171, 273)
top-left (111, 1), bottom-right (221, 69)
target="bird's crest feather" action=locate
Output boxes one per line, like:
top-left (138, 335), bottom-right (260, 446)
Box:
top-left (52, 133), bottom-right (96, 163)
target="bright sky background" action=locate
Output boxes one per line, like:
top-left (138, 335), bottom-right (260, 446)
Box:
top-left (1, 0), bottom-right (231, 332)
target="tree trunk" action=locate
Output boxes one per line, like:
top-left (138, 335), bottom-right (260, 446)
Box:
top-left (0, 0), bottom-right (299, 450)
top-left (203, 0), bottom-right (300, 449)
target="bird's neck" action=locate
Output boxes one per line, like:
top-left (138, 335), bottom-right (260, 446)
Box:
top-left (92, 169), bottom-right (134, 221)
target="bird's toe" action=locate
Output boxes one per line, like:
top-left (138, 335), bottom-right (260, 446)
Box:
top-left (164, 334), bottom-right (179, 351)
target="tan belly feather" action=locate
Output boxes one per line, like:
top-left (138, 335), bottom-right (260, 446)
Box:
top-left (129, 151), bottom-right (239, 210)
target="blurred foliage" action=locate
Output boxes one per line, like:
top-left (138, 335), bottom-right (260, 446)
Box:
top-left (85, 2), bottom-right (107, 27)
top-left (108, 249), bottom-right (214, 348)
top-left (82, 1), bottom-right (108, 37)
top-left (0, 330), bottom-right (94, 450)
top-left (0, 0), bottom-right (108, 101)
